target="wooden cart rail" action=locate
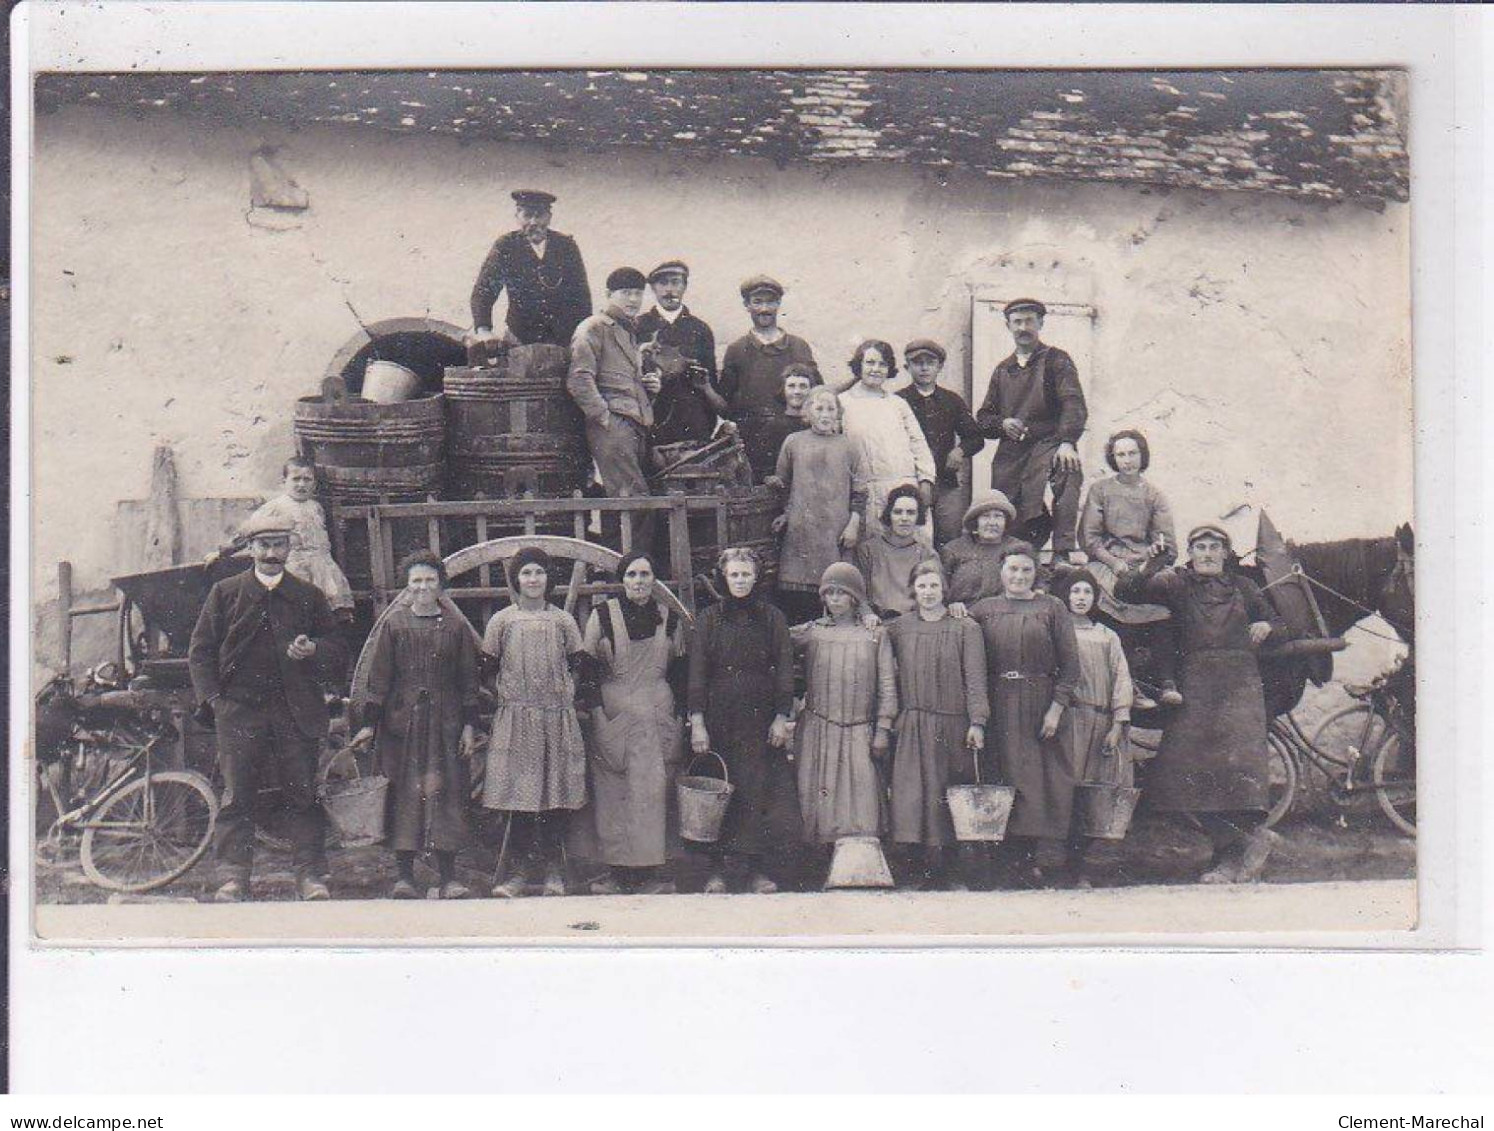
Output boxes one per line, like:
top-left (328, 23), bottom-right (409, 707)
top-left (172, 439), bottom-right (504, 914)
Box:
top-left (331, 492), bottom-right (753, 618)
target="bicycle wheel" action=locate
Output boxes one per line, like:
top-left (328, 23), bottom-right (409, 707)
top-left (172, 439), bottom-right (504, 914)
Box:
top-left (80, 771), bottom-right (218, 893)
top-left (1371, 731), bottom-right (1416, 837)
top-left (1307, 704), bottom-right (1387, 774)
top-left (1264, 728), bottom-right (1298, 829)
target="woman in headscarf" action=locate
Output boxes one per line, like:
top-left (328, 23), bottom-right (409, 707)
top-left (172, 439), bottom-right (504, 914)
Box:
top-left (353, 550), bottom-right (482, 900)
top-left (687, 547), bottom-right (800, 894)
top-left (790, 562), bottom-right (897, 883)
top-left (572, 550), bottom-right (688, 896)
top-left (1116, 524), bottom-right (1289, 883)
top-left (481, 545), bottom-right (588, 898)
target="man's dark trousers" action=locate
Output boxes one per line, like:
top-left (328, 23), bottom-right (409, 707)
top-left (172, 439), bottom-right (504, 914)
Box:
top-left (214, 695), bottom-right (327, 882)
top-left (991, 436), bottom-right (1082, 553)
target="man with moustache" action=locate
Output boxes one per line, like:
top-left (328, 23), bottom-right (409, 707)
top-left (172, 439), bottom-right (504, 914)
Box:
top-left (637, 260), bottom-right (729, 449)
top-left (719, 276), bottom-right (819, 482)
top-left (469, 189), bottom-right (593, 347)
top-left (567, 266), bottom-right (663, 550)
top-left (896, 339), bottom-right (986, 548)
top-left (975, 299), bottom-right (1088, 562)
top-left (188, 514), bottom-right (347, 903)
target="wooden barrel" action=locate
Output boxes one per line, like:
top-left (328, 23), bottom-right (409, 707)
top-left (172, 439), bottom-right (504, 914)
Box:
top-left (680, 485), bottom-right (782, 581)
top-left (444, 345), bottom-right (588, 500)
top-left (293, 395), bottom-right (446, 504)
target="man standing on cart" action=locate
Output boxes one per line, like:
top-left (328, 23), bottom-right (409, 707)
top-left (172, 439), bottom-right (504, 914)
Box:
top-left (188, 513), bottom-right (347, 902)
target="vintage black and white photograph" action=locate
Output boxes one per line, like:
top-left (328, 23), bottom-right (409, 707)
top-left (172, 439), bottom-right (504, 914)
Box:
top-left (26, 62), bottom-right (1417, 944)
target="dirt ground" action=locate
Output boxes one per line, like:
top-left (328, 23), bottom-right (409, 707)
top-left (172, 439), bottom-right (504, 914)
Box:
top-left (34, 806), bottom-right (1414, 909)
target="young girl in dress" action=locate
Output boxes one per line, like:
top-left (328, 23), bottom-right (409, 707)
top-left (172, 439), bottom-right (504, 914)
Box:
top-left (769, 386), bottom-right (866, 624)
top-left (887, 560), bottom-right (991, 891)
top-left (218, 456), bottom-right (355, 621)
top-left (1078, 429), bottom-right (1181, 709)
top-left (482, 546), bottom-right (589, 898)
top-left (1054, 569), bottom-right (1135, 888)
top-left (790, 563), bottom-right (897, 884)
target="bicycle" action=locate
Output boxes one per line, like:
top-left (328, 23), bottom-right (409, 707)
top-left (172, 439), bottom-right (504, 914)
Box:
top-left (38, 668), bottom-right (219, 893)
top-left (1129, 671), bottom-right (1414, 836)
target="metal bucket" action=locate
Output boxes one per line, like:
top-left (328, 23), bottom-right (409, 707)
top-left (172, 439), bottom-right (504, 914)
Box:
top-left (1074, 783), bottom-right (1142, 840)
top-left (319, 773), bottom-right (389, 847)
top-left (947, 784), bottom-right (1016, 842)
top-left (676, 751), bottom-right (734, 843)
top-left (361, 360), bottom-right (422, 404)
top-left (825, 835), bottom-right (894, 889)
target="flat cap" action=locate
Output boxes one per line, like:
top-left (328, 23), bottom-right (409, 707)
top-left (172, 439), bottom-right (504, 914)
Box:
top-left (511, 189), bottom-right (557, 208)
top-left (648, 260), bottom-right (690, 283)
top-left (1186, 523), bottom-right (1233, 547)
top-left (605, 266), bottom-right (648, 292)
top-left (1003, 298), bottom-right (1047, 318)
top-left (903, 338), bottom-right (947, 363)
top-left (739, 274), bottom-right (785, 300)
top-left (238, 513), bottom-right (295, 540)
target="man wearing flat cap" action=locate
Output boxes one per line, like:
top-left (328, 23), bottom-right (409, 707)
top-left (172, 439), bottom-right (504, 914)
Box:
top-left (188, 513), bottom-right (347, 903)
top-left (720, 275), bottom-right (819, 482)
top-left (975, 298), bottom-right (1088, 562)
top-left (469, 189), bottom-right (593, 347)
top-left (637, 260), bottom-right (728, 449)
top-left (897, 339), bottom-right (985, 548)
top-left (567, 267), bottom-right (662, 550)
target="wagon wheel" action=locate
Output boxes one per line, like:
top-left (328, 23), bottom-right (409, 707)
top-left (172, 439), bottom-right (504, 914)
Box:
top-left (349, 535), bottom-right (693, 707)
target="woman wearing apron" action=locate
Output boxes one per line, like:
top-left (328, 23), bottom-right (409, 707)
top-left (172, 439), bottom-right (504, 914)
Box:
top-left (573, 551), bottom-right (687, 895)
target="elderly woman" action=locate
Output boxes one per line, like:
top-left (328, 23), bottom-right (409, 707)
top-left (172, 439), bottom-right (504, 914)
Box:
top-left (572, 550), bottom-right (688, 896)
top-left (939, 491), bottom-right (1028, 606)
top-left (353, 551), bottom-right (482, 900)
top-left (968, 541), bottom-right (1082, 885)
top-left (838, 339), bottom-right (937, 543)
top-left (855, 484), bottom-right (939, 620)
top-left (1116, 524), bottom-right (1288, 883)
top-left (1079, 429), bottom-right (1181, 708)
top-left (688, 547), bottom-right (801, 894)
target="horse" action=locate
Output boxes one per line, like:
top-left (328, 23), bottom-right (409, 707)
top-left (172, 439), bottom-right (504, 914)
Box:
top-left (1254, 522), bottom-right (1414, 719)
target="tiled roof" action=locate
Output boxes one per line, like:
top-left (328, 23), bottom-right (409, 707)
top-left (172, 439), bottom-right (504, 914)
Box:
top-left (36, 68), bottom-right (1409, 203)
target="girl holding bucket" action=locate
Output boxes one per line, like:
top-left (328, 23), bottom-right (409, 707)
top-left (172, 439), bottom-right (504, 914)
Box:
top-left (570, 550), bottom-right (688, 896)
top-left (353, 550), bottom-right (482, 900)
top-left (887, 559), bottom-right (992, 891)
top-left (687, 546), bottom-right (800, 894)
top-left (481, 546), bottom-right (589, 898)
top-left (790, 562), bottom-right (897, 882)
top-left (1053, 569), bottom-right (1136, 889)
top-left (968, 542), bottom-right (1082, 887)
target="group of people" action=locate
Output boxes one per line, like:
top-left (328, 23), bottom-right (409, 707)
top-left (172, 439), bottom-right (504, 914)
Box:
top-left (182, 187), bottom-right (1293, 902)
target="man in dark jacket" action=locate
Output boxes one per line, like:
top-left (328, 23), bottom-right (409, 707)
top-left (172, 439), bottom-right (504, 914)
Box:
top-left (469, 189), bottom-right (592, 347)
top-left (188, 515), bottom-right (347, 902)
top-left (975, 299), bottom-right (1088, 560)
top-left (897, 338), bottom-right (985, 548)
top-left (637, 259), bottom-right (728, 449)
